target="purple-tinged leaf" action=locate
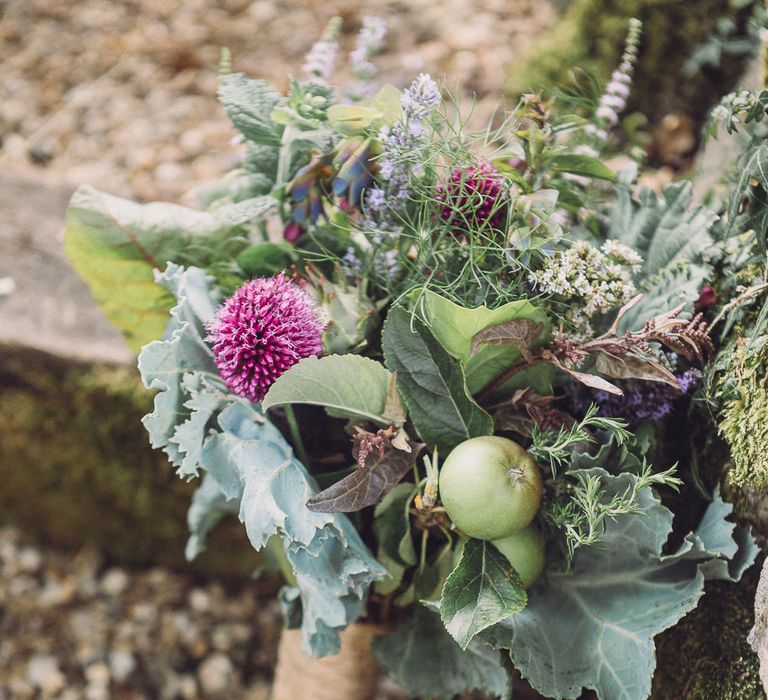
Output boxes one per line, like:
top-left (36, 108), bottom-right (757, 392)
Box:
top-left (594, 351), bottom-right (679, 388)
top-left (307, 440), bottom-right (424, 513)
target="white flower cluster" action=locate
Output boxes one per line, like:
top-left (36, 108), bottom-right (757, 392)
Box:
top-left (587, 18), bottom-right (642, 141)
top-left (530, 240), bottom-right (642, 333)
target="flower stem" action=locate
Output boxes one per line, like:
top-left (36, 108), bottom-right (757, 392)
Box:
top-left (284, 405), bottom-right (311, 467)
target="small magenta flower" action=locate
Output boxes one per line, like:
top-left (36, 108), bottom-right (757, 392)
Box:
top-left (436, 163), bottom-right (509, 233)
top-left (207, 274), bottom-right (325, 402)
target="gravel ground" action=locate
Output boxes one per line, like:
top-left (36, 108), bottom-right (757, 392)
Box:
top-left (0, 525), bottom-right (428, 699)
top-left (0, 0), bottom-right (555, 203)
top-left (0, 527), bottom-right (283, 699)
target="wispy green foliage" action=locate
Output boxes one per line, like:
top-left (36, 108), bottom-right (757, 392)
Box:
top-left (608, 180), bottom-right (716, 330)
top-left (529, 403), bottom-right (630, 477)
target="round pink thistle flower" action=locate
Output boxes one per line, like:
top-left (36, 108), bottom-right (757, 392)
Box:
top-left (436, 163), bottom-right (509, 233)
top-left (207, 273), bottom-right (325, 402)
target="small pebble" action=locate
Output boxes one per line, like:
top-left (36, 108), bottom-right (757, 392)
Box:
top-left (100, 568), bottom-right (128, 597)
top-left (27, 654), bottom-right (65, 695)
top-left (109, 649), bottom-right (136, 682)
top-left (0, 277), bottom-right (16, 297)
top-left (198, 653), bottom-right (234, 694)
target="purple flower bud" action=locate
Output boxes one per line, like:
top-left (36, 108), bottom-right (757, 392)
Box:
top-left (207, 274), bottom-right (325, 402)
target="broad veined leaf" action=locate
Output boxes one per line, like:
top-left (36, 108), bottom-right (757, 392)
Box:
top-left (171, 373), bottom-right (230, 477)
top-left (235, 241), bottom-right (295, 277)
top-left (306, 439), bottom-right (424, 513)
top-left (546, 355), bottom-right (623, 395)
top-left (185, 473), bottom-right (239, 560)
top-left (480, 473), bottom-right (757, 700)
top-left (210, 194), bottom-right (277, 226)
top-left (440, 539), bottom-right (527, 649)
top-left (186, 399), bottom-right (387, 657)
top-left (371, 606), bottom-right (509, 700)
top-left (411, 289), bottom-right (553, 395)
top-left (218, 73), bottom-right (286, 146)
top-left (470, 318), bottom-right (542, 361)
top-left (382, 305), bottom-right (493, 454)
top-left (327, 104), bottom-right (382, 135)
top-left (548, 153), bottom-right (617, 181)
top-left (65, 185), bottom-right (243, 352)
top-left (262, 355), bottom-right (393, 426)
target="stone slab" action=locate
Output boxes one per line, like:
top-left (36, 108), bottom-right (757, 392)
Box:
top-left (0, 171), bottom-right (133, 364)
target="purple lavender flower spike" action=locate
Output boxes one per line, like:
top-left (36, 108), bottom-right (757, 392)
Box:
top-left (579, 368), bottom-right (703, 427)
top-left (207, 274), bottom-right (325, 402)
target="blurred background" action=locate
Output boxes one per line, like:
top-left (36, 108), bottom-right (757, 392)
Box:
top-left (0, 0), bottom-right (763, 698)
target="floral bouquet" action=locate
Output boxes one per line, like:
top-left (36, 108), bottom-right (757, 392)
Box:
top-left (65, 16), bottom-right (763, 700)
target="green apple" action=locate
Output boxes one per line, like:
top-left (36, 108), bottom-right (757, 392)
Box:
top-left (492, 523), bottom-right (545, 588)
top-left (439, 436), bottom-right (543, 540)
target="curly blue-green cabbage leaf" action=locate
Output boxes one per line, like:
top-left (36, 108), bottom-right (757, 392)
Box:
top-left (479, 471), bottom-right (756, 700)
top-left (138, 264), bottom-right (386, 656)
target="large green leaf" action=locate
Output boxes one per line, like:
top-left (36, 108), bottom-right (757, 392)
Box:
top-left (65, 185), bottom-right (244, 352)
top-left (262, 355), bottom-right (392, 426)
top-left (138, 265), bottom-right (387, 657)
top-left (371, 606), bottom-right (509, 700)
top-left (411, 290), bottom-right (553, 396)
top-left (382, 305), bottom-right (493, 454)
top-left (548, 153), bottom-right (617, 182)
top-left (480, 473), bottom-right (757, 700)
top-left (608, 181), bottom-right (716, 330)
top-left (218, 73), bottom-right (286, 146)
top-left (440, 538), bottom-right (527, 650)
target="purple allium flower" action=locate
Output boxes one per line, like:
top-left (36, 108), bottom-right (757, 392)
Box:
top-left (436, 163), bottom-right (509, 233)
top-left (283, 222), bottom-right (304, 243)
top-left (207, 274), bottom-right (325, 402)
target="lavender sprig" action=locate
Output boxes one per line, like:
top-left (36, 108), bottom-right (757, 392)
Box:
top-left (367, 73), bottom-right (441, 220)
top-left (349, 17), bottom-right (387, 92)
top-left (586, 18), bottom-right (642, 142)
top-left (302, 17), bottom-right (342, 83)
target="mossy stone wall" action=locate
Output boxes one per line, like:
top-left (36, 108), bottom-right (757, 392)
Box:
top-left (0, 344), bottom-right (259, 579)
top-left (508, 0), bottom-right (753, 132)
